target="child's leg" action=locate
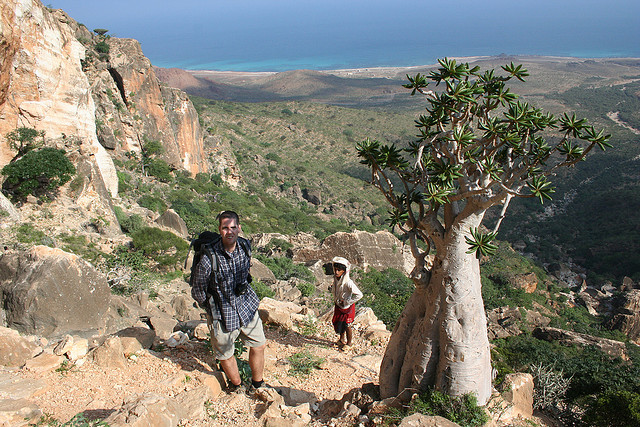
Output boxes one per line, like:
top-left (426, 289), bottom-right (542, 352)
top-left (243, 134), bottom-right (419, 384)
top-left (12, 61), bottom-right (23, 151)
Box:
top-left (345, 325), bottom-right (353, 345)
top-left (339, 330), bottom-right (346, 345)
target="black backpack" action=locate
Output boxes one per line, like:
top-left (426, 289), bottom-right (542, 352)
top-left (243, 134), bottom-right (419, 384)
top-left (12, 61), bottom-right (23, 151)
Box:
top-left (186, 231), bottom-right (251, 310)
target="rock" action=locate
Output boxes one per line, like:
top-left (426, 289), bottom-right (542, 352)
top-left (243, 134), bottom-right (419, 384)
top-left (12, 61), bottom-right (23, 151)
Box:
top-left (0, 327), bottom-right (41, 367)
top-left (103, 392), bottom-right (186, 427)
top-left (91, 336), bottom-right (127, 369)
top-left (193, 322), bottom-right (209, 340)
top-left (23, 353), bottom-right (65, 374)
top-left (165, 331), bottom-right (189, 348)
top-left (533, 327), bottom-right (628, 359)
top-left (199, 371), bottom-right (224, 400)
top-left (398, 413), bottom-right (460, 426)
top-left (0, 398), bottom-right (42, 426)
top-left (511, 273), bottom-right (538, 293)
top-left (115, 326), bottom-right (156, 349)
top-left (0, 193), bottom-right (19, 222)
top-left (258, 298), bottom-right (304, 329)
top-left (0, 246), bottom-right (111, 337)
top-left (0, 371), bottom-right (47, 400)
top-left (293, 230), bottom-right (412, 275)
top-left (302, 188), bottom-right (322, 205)
top-left (608, 289), bottom-right (640, 343)
top-left (175, 385), bottom-right (213, 420)
top-left (487, 307), bottom-right (523, 339)
top-left (170, 295), bottom-right (200, 322)
top-left (148, 315), bottom-right (178, 340)
top-left (119, 337), bottom-right (143, 357)
top-left (0, 0), bottom-right (118, 198)
top-left (501, 373), bottom-right (534, 419)
top-left (155, 209), bottom-right (188, 238)
top-left (251, 258), bottom-right (277, 283)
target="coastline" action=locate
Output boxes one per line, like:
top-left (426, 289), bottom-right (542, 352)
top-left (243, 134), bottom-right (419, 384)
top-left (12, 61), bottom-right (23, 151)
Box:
top-left (185, 55), bottom-right (640, 83)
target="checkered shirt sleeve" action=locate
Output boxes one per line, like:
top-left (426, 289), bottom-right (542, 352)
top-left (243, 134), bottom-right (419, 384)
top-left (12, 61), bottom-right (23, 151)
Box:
top-left (191, 254), bottom-right (211, 306)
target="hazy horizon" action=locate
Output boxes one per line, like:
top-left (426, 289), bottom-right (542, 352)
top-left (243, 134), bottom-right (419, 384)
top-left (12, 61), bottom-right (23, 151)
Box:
top-left (48, 0), bottom-right (640, 72)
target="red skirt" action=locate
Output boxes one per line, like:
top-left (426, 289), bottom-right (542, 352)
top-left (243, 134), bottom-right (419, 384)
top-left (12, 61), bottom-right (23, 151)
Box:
top-left (332, 304), bottom-right (355, 334)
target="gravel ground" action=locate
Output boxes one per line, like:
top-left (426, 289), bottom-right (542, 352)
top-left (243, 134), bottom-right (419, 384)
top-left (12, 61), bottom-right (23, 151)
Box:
top-left (19, 320), bottom-right (387, 425)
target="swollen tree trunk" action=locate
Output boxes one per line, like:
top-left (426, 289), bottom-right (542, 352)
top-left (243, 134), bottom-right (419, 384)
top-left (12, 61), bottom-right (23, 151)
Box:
top-left (379, 213), bottom-right (492, 405)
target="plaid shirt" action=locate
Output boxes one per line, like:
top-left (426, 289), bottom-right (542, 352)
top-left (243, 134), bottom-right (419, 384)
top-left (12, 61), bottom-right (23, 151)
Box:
top-left (191, 238), bottom-right (259, 332)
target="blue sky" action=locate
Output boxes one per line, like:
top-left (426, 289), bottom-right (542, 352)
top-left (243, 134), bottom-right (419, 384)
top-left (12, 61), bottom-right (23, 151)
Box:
top-left (47, 0), bottom-right (640, 71)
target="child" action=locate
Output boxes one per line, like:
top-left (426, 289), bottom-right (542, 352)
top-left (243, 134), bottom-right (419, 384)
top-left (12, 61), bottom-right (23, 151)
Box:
top-left (330, 256), bottom-right (363, 348)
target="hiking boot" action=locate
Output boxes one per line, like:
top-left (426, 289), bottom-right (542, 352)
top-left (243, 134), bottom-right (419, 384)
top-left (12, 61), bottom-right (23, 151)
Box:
top-left (226, 382), bottom-right (246, 394)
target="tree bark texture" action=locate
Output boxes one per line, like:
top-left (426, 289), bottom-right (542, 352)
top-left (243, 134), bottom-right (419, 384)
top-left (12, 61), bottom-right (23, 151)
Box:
top-left (379, 213), bottom-right (492, 405)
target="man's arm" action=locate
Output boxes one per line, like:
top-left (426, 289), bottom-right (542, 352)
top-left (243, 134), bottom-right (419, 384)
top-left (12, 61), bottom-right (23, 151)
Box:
top-left (191, 255), bottom-right (211, 307)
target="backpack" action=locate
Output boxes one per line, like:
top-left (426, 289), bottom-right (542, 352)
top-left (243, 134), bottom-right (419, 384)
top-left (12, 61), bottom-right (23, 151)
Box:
top-left (185, 231), bottom-right (251, 311)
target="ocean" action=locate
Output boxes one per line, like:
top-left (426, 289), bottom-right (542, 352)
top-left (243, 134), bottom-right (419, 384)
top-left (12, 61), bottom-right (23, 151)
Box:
top-left (49, 0), bottom-right (640, 72)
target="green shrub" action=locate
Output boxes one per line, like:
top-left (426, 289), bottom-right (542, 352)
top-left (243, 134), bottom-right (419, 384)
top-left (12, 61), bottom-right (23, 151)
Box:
top-left (16, 223), bottom-right (53, 246)
top-left (94, 40), bottom-right (109, 53)
top-left (138, 194), bottom-right (167, 213)
top-left (358, 267), bottom-right (413, 328)
top-left (253, 281), bottom-right (275, 300)
top-left (2, 147), bottom-right (75, 200)
top-left (117, 171), bottom-right (132, 194)
top-left (146, 158), bottom-right (172, 182)
top-left (583, 390), bottom-right (640, 427)
top-left (131, 226), bottom-right (188, 268)
top-left (57, 233), bottom-right (102, 264)
top-left (288, 349), bottom-right (324, 377)
top-left (296, 281), bottom-right (315, 297)
top-left (407, 389), bottom-right (488, 427)
top-left (255, 255), bottom-right (314, 282)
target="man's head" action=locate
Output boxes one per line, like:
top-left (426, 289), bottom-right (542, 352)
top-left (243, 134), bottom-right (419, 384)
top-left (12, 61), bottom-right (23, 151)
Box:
top-left (217, 211), bottom-right (241, 250)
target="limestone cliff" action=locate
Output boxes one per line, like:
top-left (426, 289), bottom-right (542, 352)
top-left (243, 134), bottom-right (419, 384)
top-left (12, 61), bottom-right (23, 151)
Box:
top-left (0, 0), bottom-right (208, 197)
top-left (85, 36), bottom-right (207, 175)
top-left (0, 0), bottom-right (118, 197)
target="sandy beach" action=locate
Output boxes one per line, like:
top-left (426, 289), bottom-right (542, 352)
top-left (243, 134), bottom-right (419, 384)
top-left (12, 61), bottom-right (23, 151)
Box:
top-left (185, 55), bottom-right (629, 84)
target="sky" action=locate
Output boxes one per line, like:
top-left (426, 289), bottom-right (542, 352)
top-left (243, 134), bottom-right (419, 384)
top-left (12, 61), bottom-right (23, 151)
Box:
top-left (47, 0), bottom-right (640, 72)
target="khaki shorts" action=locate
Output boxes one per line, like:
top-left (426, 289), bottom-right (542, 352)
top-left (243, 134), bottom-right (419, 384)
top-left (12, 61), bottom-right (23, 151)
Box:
top-left (208, 311), bottom-right (266, 360)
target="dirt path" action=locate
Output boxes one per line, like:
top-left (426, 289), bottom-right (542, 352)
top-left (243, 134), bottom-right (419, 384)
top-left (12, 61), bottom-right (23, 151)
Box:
top-left (18, 320), bottom-right (386, 425)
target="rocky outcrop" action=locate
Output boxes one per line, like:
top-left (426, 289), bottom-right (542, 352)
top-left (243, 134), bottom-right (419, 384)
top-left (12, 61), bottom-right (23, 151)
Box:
top-left (533, 326), bottom-right (628, 360)
top-left (155, 209), bottom-right (188, 238)
top-left (87, 36), bottom-right (207, 176)
top-left (608, 289), bottom-right (640, 343)
top-left (0, 246), bottom-right (111, 337)
top-left (255, 230), bottom-right (413, 274)
top-left (0, 1), bottom-right (118, 197)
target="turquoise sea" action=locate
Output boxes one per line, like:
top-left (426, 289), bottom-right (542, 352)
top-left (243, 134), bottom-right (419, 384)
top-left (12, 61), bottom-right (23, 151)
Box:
top-left (50, 0), bottom-right (640, 72)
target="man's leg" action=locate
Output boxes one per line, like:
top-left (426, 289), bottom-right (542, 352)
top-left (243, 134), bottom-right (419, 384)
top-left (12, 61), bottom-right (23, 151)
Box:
top-left (219, 355), bottom-right (242, 386)
top-left (248, 343), bottom-right (266, 383)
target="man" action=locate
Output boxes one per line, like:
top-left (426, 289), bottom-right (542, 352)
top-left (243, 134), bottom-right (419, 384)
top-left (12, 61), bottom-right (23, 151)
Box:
top-left (191, 211), bottom-right (266, 392)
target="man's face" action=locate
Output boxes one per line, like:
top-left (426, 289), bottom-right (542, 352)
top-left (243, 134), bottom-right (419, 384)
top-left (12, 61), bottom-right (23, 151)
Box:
top-left (219, 217), bottom-right (240, 247)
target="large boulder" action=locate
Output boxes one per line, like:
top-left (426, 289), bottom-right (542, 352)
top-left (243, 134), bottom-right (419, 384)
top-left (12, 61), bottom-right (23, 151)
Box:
top-left (608, 289), bottom-right (640, 343)
top-left (155, 209), bottom-right (188, 238)
top-left (292, 230), bottom-right (413, 274)
top-left (0, 246), bottom-right (111, 337)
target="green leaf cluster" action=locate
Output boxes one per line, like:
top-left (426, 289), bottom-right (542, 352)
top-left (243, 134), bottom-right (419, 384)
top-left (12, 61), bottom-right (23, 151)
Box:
top-left (357, 57), bottom-right (611, 259)
top-left (130, 226), bottom-right (188, 268)
top-left (2, 147), bottom-right (75, 200)
top-left (255, 255), bottom-right (314, 282)
top-left (357, 267), bottom-right (413, 328)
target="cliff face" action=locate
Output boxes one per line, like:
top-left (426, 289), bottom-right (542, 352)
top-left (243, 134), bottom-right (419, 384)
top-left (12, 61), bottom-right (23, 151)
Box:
top-left (0, 0), bottom-right (118, 196)
top-left (0, 0), bottom-right (208, 195)
top-left (87, 37), bottom-right (207, 175)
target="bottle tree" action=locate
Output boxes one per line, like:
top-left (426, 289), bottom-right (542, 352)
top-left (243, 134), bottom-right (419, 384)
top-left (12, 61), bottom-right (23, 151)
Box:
top-left (356, 58), bottom-right (611, 404)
